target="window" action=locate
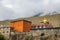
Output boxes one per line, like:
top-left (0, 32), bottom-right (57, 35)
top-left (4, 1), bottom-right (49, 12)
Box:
top-left (7, 31), bottom-right (9, 33)
top-left (7, 27), bottom-right (8, 29)
top-left (3, 31), bottom-right (5, 33)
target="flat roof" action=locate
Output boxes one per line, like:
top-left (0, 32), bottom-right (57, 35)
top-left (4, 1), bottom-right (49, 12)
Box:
top-left (11, 20), bottom-right (32, 23)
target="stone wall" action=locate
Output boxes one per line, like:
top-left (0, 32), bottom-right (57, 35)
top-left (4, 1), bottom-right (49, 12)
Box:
top-left (10, 30), bottom-right (60, 40)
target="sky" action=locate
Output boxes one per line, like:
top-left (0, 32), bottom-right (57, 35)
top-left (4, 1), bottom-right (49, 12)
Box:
top-left (0, 0), bottom-right (60, 20)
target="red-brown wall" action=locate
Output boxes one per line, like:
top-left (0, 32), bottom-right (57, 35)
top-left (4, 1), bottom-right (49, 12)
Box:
top-left (10, 20), bottom-right (32, 32)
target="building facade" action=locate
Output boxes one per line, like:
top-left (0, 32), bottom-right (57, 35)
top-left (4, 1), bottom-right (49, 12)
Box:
top-left (0, 21), bottom-right (10, 39)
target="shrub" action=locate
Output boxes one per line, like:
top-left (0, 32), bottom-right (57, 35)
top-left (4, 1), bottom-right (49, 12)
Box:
top-left (0, 34), bottom-right (5, 40)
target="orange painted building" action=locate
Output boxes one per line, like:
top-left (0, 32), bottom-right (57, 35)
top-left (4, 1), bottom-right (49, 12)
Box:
top-left (10, 20), bottom-right (32, 32)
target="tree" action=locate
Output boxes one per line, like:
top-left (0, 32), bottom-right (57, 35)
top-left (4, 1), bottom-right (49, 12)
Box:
top-left (0, 34), bottom-right (5, 40)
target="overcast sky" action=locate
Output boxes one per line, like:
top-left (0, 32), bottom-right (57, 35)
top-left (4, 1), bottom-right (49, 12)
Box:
top-left (0, 0), bottom-right (60, 20)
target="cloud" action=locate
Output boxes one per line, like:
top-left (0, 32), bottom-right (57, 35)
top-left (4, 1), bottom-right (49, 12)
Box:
top-left (0, 0), bottom-right (60, 20)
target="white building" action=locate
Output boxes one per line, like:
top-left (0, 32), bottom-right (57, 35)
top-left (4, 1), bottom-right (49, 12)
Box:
top-left (0, 25), bottom-right (10, 39)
